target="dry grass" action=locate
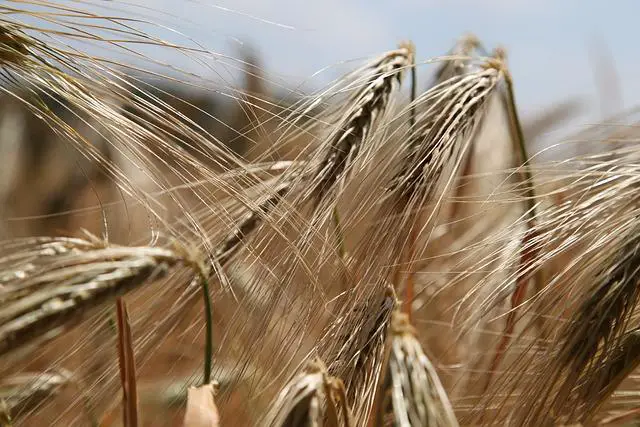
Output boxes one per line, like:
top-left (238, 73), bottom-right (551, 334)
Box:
top-left (2, 3), bottom-right (640, 426)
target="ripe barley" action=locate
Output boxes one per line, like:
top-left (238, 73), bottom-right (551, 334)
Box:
top-left (309, 43), bottom-right (415, 211)
top-left (371, 311), bottom-right (458, 427)
top-left (0, 235), bottom-right (202, 356)
top-left (264, 358), bottom-right (353, 427)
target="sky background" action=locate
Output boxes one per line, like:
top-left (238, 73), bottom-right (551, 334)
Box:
top-left (24, 1), bottom-right (640, 122)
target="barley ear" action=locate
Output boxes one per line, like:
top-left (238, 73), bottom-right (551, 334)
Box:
top-left (264, 358), bottom-right (353, 427)
top-left (371, 311), bottom-right (459, 427)
top-left (310, 43), bottom-right (414, 210)
top-left (0, 237), bottom-right (203, 356)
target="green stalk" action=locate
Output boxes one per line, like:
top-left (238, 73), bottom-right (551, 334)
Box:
top-left (409, 53), bottom-right (417, 128)
top-left (200, 275), bottom-right (214, 385)
top-left (503, 71), bottom-right (537, 226)
top-left (504, 68), bottom-right (545, 288)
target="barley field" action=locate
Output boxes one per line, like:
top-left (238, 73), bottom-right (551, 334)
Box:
top-left (0, 2), bottom-right (639, 426)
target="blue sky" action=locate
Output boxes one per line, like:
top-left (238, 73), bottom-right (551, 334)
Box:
top-left (41, 1), bottom-right (640, 119)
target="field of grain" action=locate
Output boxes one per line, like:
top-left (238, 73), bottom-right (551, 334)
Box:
top-left (1, 2), bottom-right (639, 426)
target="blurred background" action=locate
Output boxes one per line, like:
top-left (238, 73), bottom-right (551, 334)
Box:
top-left (72, 0), bottom-right (640, 117)
top-left (3, 0), bottom-right (639, 240)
